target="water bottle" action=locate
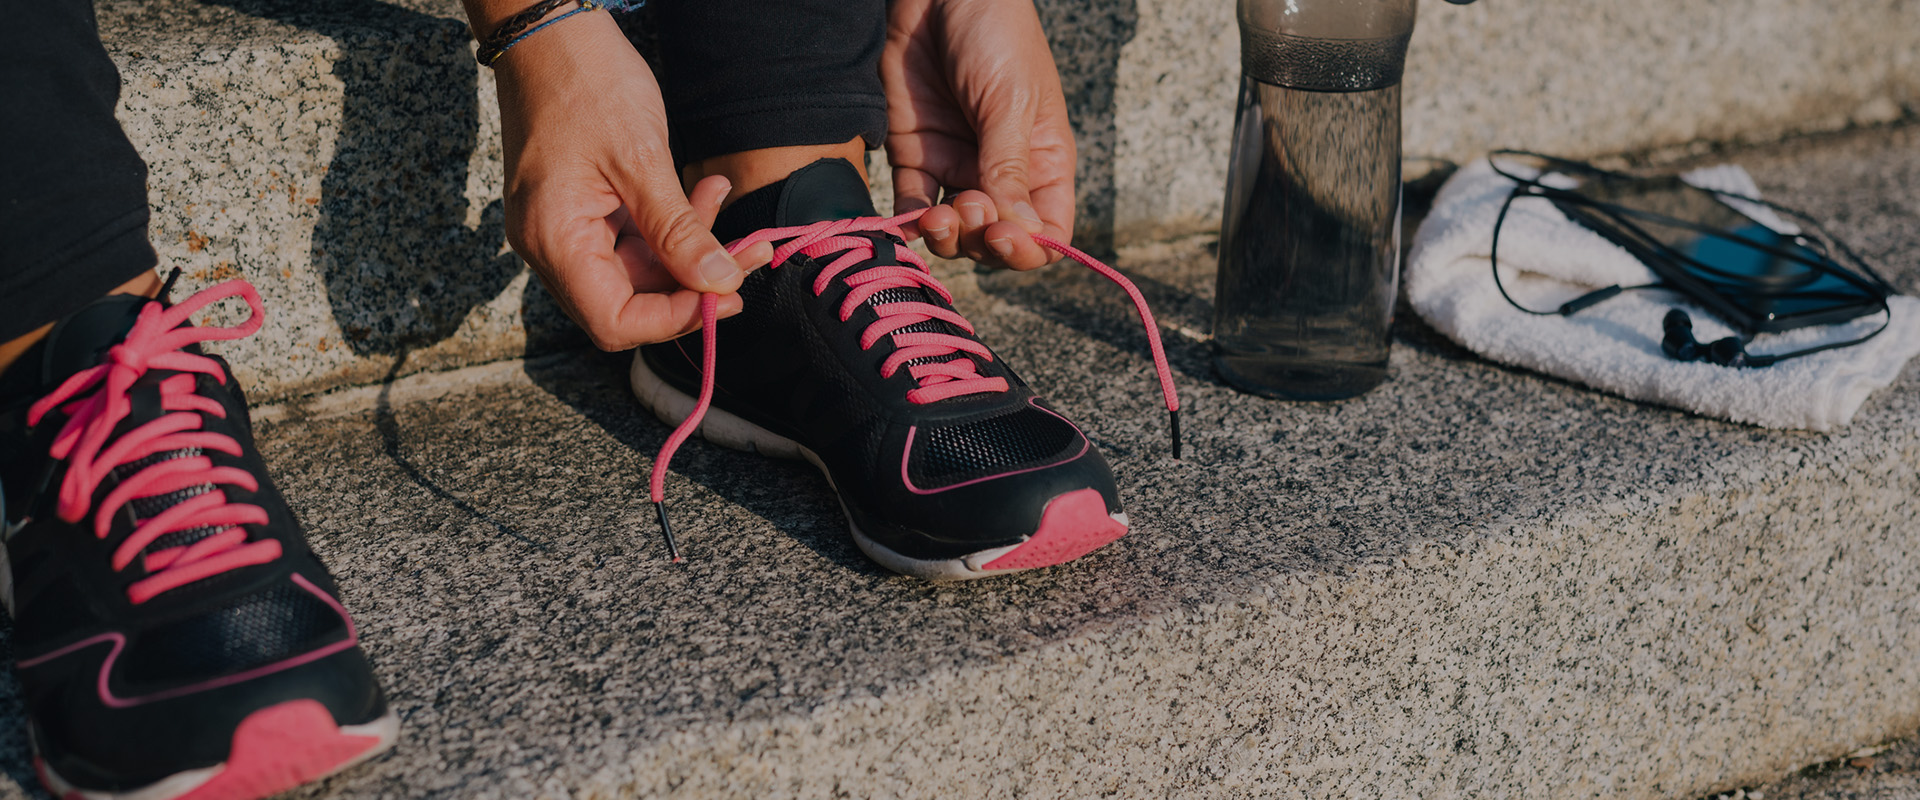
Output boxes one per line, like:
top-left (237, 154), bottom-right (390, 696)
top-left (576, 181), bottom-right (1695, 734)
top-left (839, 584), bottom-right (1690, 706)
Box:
top-left (1213, 0), bottom-right (1440, 400)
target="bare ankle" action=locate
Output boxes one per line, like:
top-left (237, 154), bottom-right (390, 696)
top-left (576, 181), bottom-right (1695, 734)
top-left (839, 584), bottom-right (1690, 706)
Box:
top-left (0, 270), bottom-right (161, 377)
top-left (681, 137), bottom-right (868, 208)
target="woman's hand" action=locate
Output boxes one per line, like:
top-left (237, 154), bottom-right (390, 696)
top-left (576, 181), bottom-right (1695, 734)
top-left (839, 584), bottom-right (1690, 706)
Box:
top-left (488, 13), bottom-right (772, 349)
top-left (883, 0), bottom-right (1077, 270)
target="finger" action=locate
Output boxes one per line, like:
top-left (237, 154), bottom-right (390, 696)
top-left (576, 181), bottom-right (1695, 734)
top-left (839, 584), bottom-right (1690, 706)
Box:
top-left (1029, 177), bottom-right (1076, 249)
top-left (550, 232), bottom-right (716, 349)
top-left (610, 158), bottom-right (749, 295)
top-left (919, 205), bottom-right (963, 259)
top-left (892, 165), bottom-right (943, 240)
top-left (974, 96), bottom-right (1043, 235)
top-left (981, 219), bottom-right (1054, 271)
top-left (526, 189), bottom-right (743, 348)
top-left (947, 189), bottom-right (1000, 263)
top-left (686, 174), bottom-right (732, 227)
top-left (684, 174), bottom-right (774, 272)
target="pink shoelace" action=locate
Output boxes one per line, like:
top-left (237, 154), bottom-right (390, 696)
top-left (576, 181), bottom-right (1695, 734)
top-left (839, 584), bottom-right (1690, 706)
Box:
top-left (648, 209), bottom-right (1181, 558)
top-left (26, 281), bottom-right (280, 604)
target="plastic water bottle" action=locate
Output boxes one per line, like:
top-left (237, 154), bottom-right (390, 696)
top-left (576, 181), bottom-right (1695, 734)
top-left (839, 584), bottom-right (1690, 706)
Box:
top-left (1213, 0), bottom-right (1422, 400)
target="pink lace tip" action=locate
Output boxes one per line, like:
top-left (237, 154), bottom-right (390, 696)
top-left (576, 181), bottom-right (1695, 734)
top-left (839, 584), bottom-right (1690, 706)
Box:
top-left (1170, 409), bottom-right (1182, 460)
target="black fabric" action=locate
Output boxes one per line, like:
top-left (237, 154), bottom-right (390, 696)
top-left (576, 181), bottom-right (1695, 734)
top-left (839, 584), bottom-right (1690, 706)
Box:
top-left (118, 581), bottom-right (347, 686)
top-left (653, 0), bottom-right (889, 164)
top-left (910, 405), bottom-right (1083, 487)
top-left (0, 0), bottom-right (159, 343)
top-left (3, 0), bottom-right (886, 347)
top-left (0, 303), bottom-right (387, 788)
top-left (639, 159), bottom-right (1122, 562)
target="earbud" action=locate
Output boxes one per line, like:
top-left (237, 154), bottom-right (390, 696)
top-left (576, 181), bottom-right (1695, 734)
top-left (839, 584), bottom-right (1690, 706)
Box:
top-left (1660, 309), bottom-right (1702, 361)
top-left (1659, 309), bottom-right (1775, 368)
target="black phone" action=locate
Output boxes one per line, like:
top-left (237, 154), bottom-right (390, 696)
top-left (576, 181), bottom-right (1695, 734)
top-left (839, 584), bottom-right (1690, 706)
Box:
top-left (1546, 174), bottom-right (1888, 334)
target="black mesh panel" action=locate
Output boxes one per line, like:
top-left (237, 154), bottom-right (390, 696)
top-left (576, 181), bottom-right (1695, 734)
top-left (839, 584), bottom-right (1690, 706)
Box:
top-left (908, 405), bottom-right (1082, 487)
top-left (118, 580), bottom-right (346, 686)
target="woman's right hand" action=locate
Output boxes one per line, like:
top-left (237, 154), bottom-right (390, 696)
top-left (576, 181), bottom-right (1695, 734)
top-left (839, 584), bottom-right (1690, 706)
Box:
top-left (488, 12), bottom-right (772, 350)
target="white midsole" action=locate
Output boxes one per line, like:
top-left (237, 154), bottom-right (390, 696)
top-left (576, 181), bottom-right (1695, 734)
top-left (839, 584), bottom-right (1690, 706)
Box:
top-left (630, 352), bottom-right (1116, 581)
top-left (38, 709), bottom-right (399, 800)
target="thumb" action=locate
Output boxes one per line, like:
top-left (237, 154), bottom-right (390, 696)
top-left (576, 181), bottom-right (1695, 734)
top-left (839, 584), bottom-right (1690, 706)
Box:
top-left (617, 163), bottom-right (748, 294)
top-left (975, 99), bottom-right (1044, 234)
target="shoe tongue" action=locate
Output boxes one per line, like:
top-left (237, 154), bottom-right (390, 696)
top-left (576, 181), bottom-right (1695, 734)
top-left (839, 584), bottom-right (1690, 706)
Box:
top-left (711, 158), bottom-right (877, 242)
top-left (775, 159), bottom-right (877, 227)
top-left (39, 294), bottom-right (149, 389)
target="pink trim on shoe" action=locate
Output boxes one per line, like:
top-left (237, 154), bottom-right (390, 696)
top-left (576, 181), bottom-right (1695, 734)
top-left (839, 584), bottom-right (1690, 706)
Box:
top-left (16, 575), bottom-right (357, 709)
top-left (980, 488), bottom-right (1127, 571)
top-left (35, 700), bottom-right (387, 800)
top-left (898, 398), bottom-right (1090, 495)
top-left (648, 212), bottom-right (1182, 532)
top-left (169, 699), bottom-right (384, 800)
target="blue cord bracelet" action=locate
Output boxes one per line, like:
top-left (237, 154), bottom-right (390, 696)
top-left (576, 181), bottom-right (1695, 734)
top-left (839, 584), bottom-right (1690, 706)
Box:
top-left (477, 0), bottom-right (647, 67)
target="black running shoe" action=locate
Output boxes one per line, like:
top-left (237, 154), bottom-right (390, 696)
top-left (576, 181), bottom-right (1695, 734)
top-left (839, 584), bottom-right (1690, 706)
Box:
top-left (0, 282), bottom-right (395, 800)
top-left (633, 159), bottom-right (1178, 579)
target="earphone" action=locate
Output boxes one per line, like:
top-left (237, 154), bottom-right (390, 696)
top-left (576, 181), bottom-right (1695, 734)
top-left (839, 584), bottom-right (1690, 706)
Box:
top-left (1482, 151), bottom-right (1896, 370)
top-left (1660, 309), bottom-right (1776, 368)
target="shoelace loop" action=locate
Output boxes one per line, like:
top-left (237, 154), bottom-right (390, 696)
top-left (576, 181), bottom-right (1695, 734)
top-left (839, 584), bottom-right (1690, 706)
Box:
top-left (26, 281), bottom-right (282, 603)
top-left (648, 211), bottom-right (1183, 557)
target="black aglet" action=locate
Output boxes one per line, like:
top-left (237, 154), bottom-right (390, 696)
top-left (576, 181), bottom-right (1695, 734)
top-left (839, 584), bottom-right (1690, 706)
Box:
top-left (654, 502), bottom-right (682, 562)
top-left (1168, 409), bottom-right (1182, 460)
top-left (157, 267), bottom-right (185, 305)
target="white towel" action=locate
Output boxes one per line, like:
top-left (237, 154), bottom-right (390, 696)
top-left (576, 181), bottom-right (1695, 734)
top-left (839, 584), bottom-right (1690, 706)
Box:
top-left (1405, 158), bottom-right (1920, 431)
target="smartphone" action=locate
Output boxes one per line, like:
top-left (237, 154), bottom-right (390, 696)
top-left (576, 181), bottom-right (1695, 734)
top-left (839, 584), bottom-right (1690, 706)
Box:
top-left (1546, 174), bottom-right (1887, 333)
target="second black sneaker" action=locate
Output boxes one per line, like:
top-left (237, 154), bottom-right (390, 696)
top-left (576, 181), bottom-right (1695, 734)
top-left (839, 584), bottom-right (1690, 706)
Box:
top-left (0, 282), bottom-right (395, 800)
top-left (633, 159), bottom-right (1177, 579)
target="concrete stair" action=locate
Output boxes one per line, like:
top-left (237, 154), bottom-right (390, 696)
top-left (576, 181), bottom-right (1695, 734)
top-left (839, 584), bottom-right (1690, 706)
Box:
top-left (97, 0), bottom-right (1918, 401)
top-left (4, 1), bottom-right (1913, 797)
top-left (1, 123), bottom-right (1915, 799)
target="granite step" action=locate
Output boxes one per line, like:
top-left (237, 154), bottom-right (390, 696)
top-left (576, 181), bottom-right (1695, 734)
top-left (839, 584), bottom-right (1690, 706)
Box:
top-left (0, 123), bottom-right (1913, 799)
top-left (96, 0), bottom-right (1919, 402)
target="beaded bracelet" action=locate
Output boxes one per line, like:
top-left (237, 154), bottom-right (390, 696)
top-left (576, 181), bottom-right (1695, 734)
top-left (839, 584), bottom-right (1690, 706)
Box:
top-left (474, 0), bottom-right (644, 67)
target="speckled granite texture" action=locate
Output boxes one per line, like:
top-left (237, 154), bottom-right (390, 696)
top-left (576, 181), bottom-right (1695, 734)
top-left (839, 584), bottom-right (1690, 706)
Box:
top-left (0, 125), bottom-right (1912, 799)
top-left (97, 0), bottom-right (1919, 400)
top-left (1741, 734), bottom-right (1920, 800)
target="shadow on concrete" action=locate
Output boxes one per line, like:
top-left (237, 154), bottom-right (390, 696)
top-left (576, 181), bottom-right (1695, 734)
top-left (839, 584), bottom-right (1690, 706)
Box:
top-left (201, 0), bottom-right (576, 359)
top-left (519, 352), bottom-right (891, 580)
top-left (977, 263), bottom-right (1221, 389)
top-left (372, 350), bottom-right (552, 552)
top-left (1037, 0), bottom-right (1139, 259)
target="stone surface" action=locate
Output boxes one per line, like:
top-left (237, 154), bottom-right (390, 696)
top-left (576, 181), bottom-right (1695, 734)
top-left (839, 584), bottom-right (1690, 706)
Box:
top-left (1110, 0), bottom-right (1920, 242)
top-left (0, 125), bottom-right (1915, 799)
top-left (98, 0), bottom-right (1920, 401)
top-left (1742, 734), bottom-right (1920, 800)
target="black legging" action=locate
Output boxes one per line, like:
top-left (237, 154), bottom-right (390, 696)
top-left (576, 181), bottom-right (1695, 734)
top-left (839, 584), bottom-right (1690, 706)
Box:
top-left (0, 0), bottom-right (889, 342)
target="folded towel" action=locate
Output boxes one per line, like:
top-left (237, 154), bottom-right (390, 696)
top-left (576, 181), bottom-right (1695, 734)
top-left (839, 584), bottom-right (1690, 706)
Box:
top-left (1406, 158), bottom-right (1920, 431)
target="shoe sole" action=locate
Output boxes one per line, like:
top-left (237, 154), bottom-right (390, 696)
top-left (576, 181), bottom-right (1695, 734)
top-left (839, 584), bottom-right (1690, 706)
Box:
top-left (631, 354), bottom-right (1128, 580)
top-left (36, 700), bottom-right (398, 800)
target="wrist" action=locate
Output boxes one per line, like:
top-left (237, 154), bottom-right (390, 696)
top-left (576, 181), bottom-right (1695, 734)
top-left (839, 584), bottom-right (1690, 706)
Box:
top-left (464, 0), bottom-right (547, 41)
top-left (468, 0), bottom-right (632, 67)
top-left (490, 10), bottom-right (636, 83)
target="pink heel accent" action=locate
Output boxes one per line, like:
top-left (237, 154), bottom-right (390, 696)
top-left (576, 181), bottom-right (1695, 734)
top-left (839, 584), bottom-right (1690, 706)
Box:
top-left (645, 213), bottom-right (1181, 558)
top-left (981, 488), bottom-right (1127, 571)
top-left (171, 700), bottom-right (383, 800)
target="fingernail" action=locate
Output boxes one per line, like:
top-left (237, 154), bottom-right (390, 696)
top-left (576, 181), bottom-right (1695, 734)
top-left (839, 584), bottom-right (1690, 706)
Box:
top-left (958, 202), bottom-right (986, 229)
top-left (698, 251), bottom-right (740, 286)
top-left (925, 224), bottom-right (950, 239)
top-left (1013, 202), bottom-right (1042, 226)
top-left (988, 237), bottom-right (1014, 257)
